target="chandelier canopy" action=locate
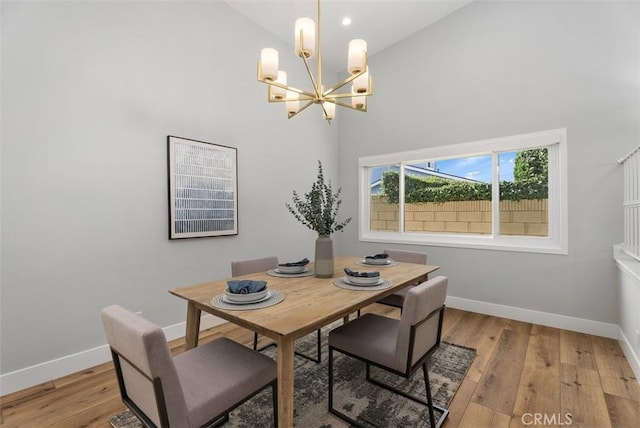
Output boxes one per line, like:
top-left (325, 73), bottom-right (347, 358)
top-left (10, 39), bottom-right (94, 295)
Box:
top-left (257, 0), bottom-right (373, 123)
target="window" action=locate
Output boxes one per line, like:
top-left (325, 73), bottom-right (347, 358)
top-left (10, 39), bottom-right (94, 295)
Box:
top-left (359, 129), bottom-right (568, 254)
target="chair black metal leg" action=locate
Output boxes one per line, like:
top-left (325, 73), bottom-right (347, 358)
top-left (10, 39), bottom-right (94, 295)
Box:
top-left (294, 329), bottom-right (321, 363)
top-left (255, 330), bottom-right (321, 363)
top-left (366, 363), bottom-right (448, 427)
top-left (423, 363), bottom-right (436, 428)
top-left (211, 413), bottom-right (230, 427)
top-left (328, 347), bottom-right (334, 411)
top-left (328, 347), bottom-right (362, 426)
top-left (422, 363), bottom-right (449, 428)
top-left (272, 382), bottom-right (278, 428)
top-left (253, 333), bottom-right (277, 352)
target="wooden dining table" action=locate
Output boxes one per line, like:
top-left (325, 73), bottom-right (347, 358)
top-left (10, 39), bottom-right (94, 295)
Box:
top-left (169, 256), bottom-right (439, 427)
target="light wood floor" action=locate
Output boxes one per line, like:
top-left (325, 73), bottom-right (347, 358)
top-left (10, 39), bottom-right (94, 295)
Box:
top-left (1, 306), bottom-right (639, 427)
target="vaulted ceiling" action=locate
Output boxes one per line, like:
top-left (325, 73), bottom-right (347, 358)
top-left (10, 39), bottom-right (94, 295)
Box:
top-left (225, 0), bottom-right (473, 72)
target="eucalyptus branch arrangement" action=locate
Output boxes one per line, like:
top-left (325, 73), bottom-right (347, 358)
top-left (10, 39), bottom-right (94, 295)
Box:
top-left (286, 161), bottom-right (351, 236)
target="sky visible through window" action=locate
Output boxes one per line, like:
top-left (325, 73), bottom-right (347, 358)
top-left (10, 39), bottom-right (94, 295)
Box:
top-left (436, 151), bottom-right (516, 183)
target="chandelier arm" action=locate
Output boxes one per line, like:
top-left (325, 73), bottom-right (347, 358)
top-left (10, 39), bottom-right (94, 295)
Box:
top-left (300, 53), bottom-right (321, 99)
top-left (322, 70), bottom-right (366, 97)
top-left (262, 79), bottom-right (316, 99)
top-left (316, 0), bottom-right (322, 95)
top-left (328, 98), bottom-right (368, 112)
top-left (325, 90), bottom-right (373, 99)
top-left (287, 100), bottom-right (315, 119)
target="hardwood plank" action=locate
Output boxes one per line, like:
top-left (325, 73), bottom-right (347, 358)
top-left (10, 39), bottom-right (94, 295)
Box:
top-left (442, 307), bottom-right (466, 334)
top-left (2, 307), bottom-right (639, 427)
top-left (45, 398), bottom-right (124, 428)
top-left (444, 377), bottom-right (477, 427)
top-left (459, 313), bottom-right (505, 383)
top-left (53, 362), bottom-right (114, 388)
top-left (560, 330), bottom-right (596, 370)
top-left (512, 326), bottom-right (561, 423)
top-left (443, 310), bottom-right (485, 345)
top-left (1, 370), bottom-right (119, 427)
top-left (457, 401), bottom-right (511, 428)
top-left (604, 393), bottom-right (640, 428)
top-left (560, 363), bottom-right (612, 428)
top-left (590, 335), bottom-right (640, 401)
top-left (472, 327), bottom-right (531, 414)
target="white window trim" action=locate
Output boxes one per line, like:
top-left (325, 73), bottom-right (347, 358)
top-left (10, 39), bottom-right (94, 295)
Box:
top-left (358, 128), bottom-right (568, 255)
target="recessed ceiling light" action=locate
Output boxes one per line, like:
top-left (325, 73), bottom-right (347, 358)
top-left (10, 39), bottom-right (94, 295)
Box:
top-left (342, 17), bottom-right (351, 26)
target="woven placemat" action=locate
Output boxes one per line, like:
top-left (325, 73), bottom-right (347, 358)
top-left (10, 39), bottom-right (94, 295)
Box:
top-left (266, 269), bottom-right (314, 278)
top-left (210, 290), bottom-right (285, 310)
top-left (355, 259), bottom-right (399, 268)
top-left (332, 277), bottom-right (393, 291)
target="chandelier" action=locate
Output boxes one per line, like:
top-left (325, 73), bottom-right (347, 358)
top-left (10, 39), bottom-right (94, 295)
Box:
top-left (257, 0), bottom-right (373, 123)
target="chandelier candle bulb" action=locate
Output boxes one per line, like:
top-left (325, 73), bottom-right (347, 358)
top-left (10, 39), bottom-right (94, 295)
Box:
top-left (295, 17), bottom-right (316, 58)
top-left (353, 70), bottom-right (369, 94)
top-left (351, 94), bottom-right (366, 110)
top-left (347, 39), bottom-right (367, 74)
top-left (260, 48), bottom-right (279, 81)
top-left (286, 91), bottom-right (300, 115)
top-left (271, 71), bottom-right (287, 100)
top-left (322, 102), bottom-right (335, 120)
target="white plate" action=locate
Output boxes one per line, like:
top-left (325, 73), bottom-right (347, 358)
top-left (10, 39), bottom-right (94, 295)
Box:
top-left (275, 267), bottom-right (309, 274)
top-left (343, 276), bottom-right (384, 286)
top-left (222, 290), bottom-right (272, 305)
top-left (362, 258), bottom-right (391, 265)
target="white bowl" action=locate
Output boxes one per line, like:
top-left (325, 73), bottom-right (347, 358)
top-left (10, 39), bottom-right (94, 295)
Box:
top-left (224, 286), bottom-right (269, 302)
top-left (364, 257), bottom-right (391, 265)
top-left (345, 275), bottom-right (380, 285)
top-left (277, 265), bottom-right (306, 274)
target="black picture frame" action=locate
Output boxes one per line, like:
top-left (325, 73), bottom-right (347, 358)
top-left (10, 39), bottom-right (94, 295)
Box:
top-left (167, 136), bottom-right (238, 239)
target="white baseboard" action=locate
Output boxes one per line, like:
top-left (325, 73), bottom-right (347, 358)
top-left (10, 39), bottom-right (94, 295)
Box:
top-left (0, 299), bottom-right (632, 397)
top-left (618, 326), bottom-right (640, 382)
top-left (445, 296), bottom-right (619, 339)
top-left (0, 314), bottom-right (226, 397)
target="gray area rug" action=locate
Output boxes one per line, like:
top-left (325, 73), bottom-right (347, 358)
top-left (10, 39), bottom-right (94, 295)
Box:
top-left (110, 322), bottom-right (475, 428)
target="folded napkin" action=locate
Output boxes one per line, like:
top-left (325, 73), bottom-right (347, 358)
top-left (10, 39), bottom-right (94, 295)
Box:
top-left (227, 280), bottom-right (267, 294)
top-left (344, 268), bottom-right (380, 278)
top-left (365, 253), bottom-right (389, 260)
top-left (278, 257), bottom-right (309, 267)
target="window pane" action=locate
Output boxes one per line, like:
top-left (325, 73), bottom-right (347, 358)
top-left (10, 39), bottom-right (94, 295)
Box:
top-left (499, 148), bottom-right (549, 236)
top-left (402, 157), bottom-right (493, 235)
top-left (369, 164), bottom-right (400, 232)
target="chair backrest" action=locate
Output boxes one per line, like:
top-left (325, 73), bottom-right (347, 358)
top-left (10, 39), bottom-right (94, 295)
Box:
top-left (395, 276), bottom-right (448, 372)
top-left (231, 256), bottom-right (278, 276)
top-left (101, 305), bottom-right (188, 427)
top-left (384, 249), bottom-right (427, 265)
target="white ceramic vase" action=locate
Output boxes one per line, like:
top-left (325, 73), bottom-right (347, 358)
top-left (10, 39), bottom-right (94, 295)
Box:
top-left (314, 235), bottom-right (334, 278)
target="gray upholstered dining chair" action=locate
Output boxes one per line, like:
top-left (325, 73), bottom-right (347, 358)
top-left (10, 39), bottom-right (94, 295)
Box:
top-left (376, 249), bottom-right (428, 310)
top-left (230, 256), bottom-right (322, 363)
top-left (328, 276), bottom-right (449, 428)
top-left (101, 305), bottom-right (277, 428)
top-left (230, 256), bottom-right (279, 353)
top-left (358, 248), bottom-right (428, 317)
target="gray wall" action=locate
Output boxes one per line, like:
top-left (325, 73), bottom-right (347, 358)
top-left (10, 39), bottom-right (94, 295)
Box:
top-left (336, 1), bottom-right (640, 323)
top-left (2, 0), bottom-right (639, 381)
top-left (0, 1), bottom-right (338, 373)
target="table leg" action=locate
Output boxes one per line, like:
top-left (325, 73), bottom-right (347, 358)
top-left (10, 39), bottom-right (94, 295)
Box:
top-left (184, 302), bottom-right (201, 350)
top-left (276, 336), bottom-right (295, 427)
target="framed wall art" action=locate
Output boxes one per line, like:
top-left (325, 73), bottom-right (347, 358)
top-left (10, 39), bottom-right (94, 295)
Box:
top-left (167, 136), bottom-right (238, 239)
